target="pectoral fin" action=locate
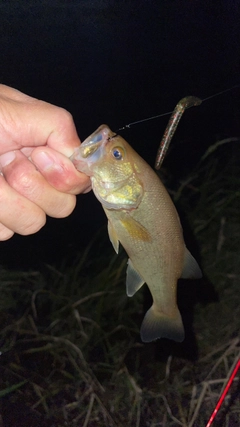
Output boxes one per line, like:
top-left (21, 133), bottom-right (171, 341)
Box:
top-left (107, 221), bottom-right (119, 254)
top-left (126, 259), bottom-right (145, 297)
top-left (181, 247), bottom-right (202, 279)
top-left (120, 216), bottom-right (152, 242)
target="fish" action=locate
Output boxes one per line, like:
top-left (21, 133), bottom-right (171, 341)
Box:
top-left (70, 125), bottom-right (202, 342)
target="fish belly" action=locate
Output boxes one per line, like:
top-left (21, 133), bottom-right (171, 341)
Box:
top-left (104, 176), bottom-right (185, 342)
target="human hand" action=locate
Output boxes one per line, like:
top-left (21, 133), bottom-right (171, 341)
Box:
top-left (0, 84), bottom-right (91, 240)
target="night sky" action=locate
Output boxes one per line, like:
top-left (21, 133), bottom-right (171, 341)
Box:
top-left (0, 1), bottom-right (239, 269)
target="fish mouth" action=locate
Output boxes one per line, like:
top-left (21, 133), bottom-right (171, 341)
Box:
top-left (70, 125), bottom-right (114, 175)
top-left (70, 141), bottom-right (104, 176)
top-left (79, 128), bottom-right (118, 160)
top-left (80, 143), bottom-right (101, 159)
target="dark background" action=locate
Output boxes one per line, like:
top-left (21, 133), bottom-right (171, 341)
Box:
top-left (0, 0), bottom-right (239, 269)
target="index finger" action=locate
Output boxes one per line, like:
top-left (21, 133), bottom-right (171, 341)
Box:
top-left (0, 84), bottom-right (81, 156)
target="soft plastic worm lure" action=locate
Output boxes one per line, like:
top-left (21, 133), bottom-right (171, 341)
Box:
top-left (116, 85), bottom-right (239, 171)
top-left (154, 96), bottom-right (202, 170)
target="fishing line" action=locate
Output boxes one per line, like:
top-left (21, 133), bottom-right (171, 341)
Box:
top-left (116, 84), bottom-right (240, 132)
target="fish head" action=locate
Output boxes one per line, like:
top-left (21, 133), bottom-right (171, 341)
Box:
top-left (71, 125), bottom-right (144, 210)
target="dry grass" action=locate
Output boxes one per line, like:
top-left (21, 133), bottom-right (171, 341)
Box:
top-left (0, 138), bottom-right (239, 427)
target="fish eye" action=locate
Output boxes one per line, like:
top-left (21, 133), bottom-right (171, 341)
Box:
top-left (112, 147), bottom-right (124, 160)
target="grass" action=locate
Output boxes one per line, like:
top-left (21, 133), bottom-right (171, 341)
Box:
top-left (0, 138), bottom-right (239, 427)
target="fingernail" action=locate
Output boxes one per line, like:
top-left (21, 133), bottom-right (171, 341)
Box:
top-left (33, 151), bottom-right (63, 172)
top-left (33, 151), bottom-right (54, 170)
top-left (0, 151), bottom-right (16, 168)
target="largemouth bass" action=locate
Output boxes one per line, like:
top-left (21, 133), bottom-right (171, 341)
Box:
top-left (71, 125), bottom-right (202, 342)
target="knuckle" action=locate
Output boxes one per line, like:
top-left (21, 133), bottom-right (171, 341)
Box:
top-left (55, 107), bottom-right (74, 131)
top-left (12, 171), bottom-right (43, 200)
top-left (19, 211), bottom-right (46, 235)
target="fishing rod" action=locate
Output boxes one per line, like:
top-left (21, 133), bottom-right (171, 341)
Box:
top-left (206, 358), bottom-right (240, 427)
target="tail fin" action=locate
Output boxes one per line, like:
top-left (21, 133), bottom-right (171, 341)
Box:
top-left (140, 305), bottom-right (185, 343)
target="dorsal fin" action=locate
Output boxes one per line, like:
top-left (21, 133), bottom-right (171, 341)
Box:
top-left (181, 247), bottom-right (202, 279)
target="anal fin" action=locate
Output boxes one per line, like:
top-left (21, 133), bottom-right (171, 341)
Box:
top-left (126, 259), bottom-right (145, 297)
